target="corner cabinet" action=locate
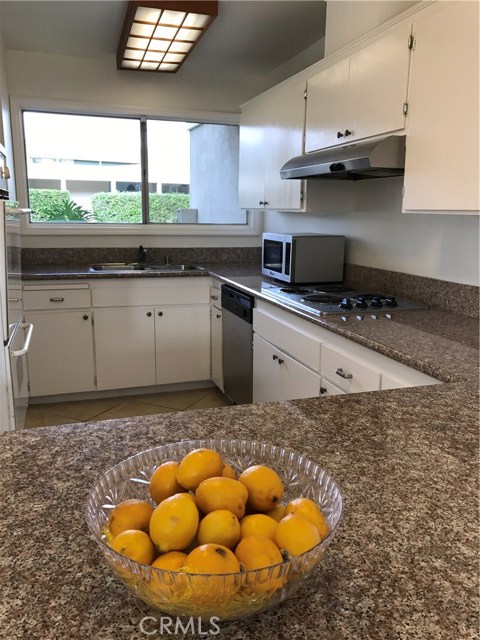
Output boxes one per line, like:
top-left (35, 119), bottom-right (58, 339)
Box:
top-left (402, 1), bottom-right (480, 214)
top-left (305, 21), bottom-right (412, 152)
top-left (239, 79), bottom-right (306, 211)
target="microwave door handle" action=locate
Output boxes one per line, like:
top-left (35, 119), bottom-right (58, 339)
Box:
top-left (11, 323), bottom-right (34, 357)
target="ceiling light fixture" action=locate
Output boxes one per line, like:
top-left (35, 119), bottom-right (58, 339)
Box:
top-left (117, 1), bottom-right (218, 73)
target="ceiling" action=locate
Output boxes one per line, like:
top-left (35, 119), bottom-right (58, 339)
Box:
top-left (0, 0), bottom-right (327, 75)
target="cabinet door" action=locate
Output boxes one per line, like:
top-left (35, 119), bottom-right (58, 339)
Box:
top-left (155, 305), bottom-right (211, 385)
top-left (264, 80), bottom-right (305, 210)
top-left (253, 335), bottom-right (321, 403)
top-left (239, 99), bottom-right (266, 209)
top-left (350, 21), bottom-right (411, 140)
top-left (210, 304), bottom-right (224, 392)
top-left (94, 307), bottom-right (156, 391)
top-left (321, 344), bottom-right (381, 394)
top-left (305, 58), bottom-right (350, 152)
top-left (320, 378), bottom-right (345, 397)
top-left (26, 310), bottom-right (95, 396)
top-left (403, 1), bottom-right (479, 213)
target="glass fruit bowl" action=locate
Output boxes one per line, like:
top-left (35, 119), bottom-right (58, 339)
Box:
top-left (86, 439), bottom-right (343, 622)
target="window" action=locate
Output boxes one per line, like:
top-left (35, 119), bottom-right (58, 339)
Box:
top-left (22, 111), bottom-right (247, 226)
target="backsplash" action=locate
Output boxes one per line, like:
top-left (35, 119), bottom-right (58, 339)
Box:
top-left (21, 246), bottom-right (262, 267)
top-left (345, 264), bottom-right (479, 318)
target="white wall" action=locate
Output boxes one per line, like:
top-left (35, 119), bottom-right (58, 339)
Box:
top-left (264, 178), bottom-right (479, 286)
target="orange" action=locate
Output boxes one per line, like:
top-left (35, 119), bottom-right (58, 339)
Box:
top-left (284, 497), bottom-right (329, 540)
top-left (108, 499), bottom-right (154, 537)
top-left (110, 529), bottom-right (156, 564)
top-left (195, 477), bottom-right (248, 519)
top-left (149, 461), bottom-right (186, 504)
top-left (234, 535), bottom-right (285, 593)
top-left (239, 465), bottom-right (284, 512)
top-left (197, 510), bottom-right (241, 549)
top-left (273, 513), bottom-right (321, 556)
top-left (239, 514), bottom-right (278, 540)
top-left (151, 550), bottom-right (187, 571)
top-left (149, 493), bottom-right (199, 552)
top-left (176, 448), bottom-right (224, 491)
top-left (265, 504), bottom-right (286, 522)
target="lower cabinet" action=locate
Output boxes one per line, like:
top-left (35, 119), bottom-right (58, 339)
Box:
top-left (94, 304), bottom-right (211, 391)
top-left (210, 300), bottom-right (224, 392)
top-left (253, 335), bottom-right (321, 403)
top-left (25, 309), bottom-right (95, 396)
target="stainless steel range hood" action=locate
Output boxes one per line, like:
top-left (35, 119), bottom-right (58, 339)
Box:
top-left (280, 135), bottom-right (406, 180)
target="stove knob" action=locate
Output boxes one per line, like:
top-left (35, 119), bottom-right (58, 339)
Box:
top-left (384, 296), bottom-right (398, 307)
top-left (369, 296), bottom-right (383, 308)
top-left (354, 297), bottom-right (368, 309)
top-left (339, 297), bottom-right (353, 309)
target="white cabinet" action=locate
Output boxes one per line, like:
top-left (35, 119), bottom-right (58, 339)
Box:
top-left (253, 335), bottom-right (321, 404)
top-left (321, 344), bottom-right (381, 394)
top-left (23, 284), bottom-right (95, 397)
top-left (305, 21), bottom-right (411, 151)
top-left (239, 79), bottom-right (305, 210)
top-left (91, 279), bottom-right (211, 392)
top-left (402, 1), bottom-right (479, 214)
top-left (320, 378), bottom-right (345, 397)
top-left (25, 309), bottom-right (95, 397)
top-left (155, 305), bottom-right (210, 386)
top-left (210, 284), bottom-right (224, 392)
top-left (94, 306), bottom-right (156, 391)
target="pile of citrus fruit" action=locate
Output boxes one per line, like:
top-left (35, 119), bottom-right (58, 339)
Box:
top-left (106, 447), bottom-right (329, 607)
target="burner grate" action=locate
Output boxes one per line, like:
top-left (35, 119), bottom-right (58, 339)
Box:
top-left (280, 287), bottom-right (312, 294)
top-left (302, 294), bottom-right (342, 304)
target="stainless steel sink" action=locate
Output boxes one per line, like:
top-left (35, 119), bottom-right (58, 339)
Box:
top-left (88, 263), bottom-right (204, 273)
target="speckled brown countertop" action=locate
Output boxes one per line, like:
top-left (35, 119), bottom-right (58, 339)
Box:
top-left (3, 262), bottom-right (478, 638)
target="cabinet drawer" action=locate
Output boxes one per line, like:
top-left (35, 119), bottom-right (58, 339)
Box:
top-left (253, 309), bottom-right (321, 372)
top-left (321, 344), bottom-right (380, 393)
top-left (92, 285), bottom-right (210, 307)
top-left (23, 287), bottom-right (91, 310)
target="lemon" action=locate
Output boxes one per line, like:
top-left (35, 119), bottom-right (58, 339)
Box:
top-left (284, 497), bottom-right (329, 540)
top-left (149, 493), bottom-right (199, 552)
top-left (240, 513), bottom-right (278, 540)
top-left (197, 510), bottom-right (241, 549)
top-left (195, 477), bottom-right (248, 519)
top-left (111, 529), bottom-right (156, 564)
top-left (239, 465), bottom-right (284, 512)
top-left (149, 461), bottom-right (186, 504)
top-left (273, 513), bottom-right (321, 556)
top-left (176, 448), bottom-right (224, 491)
top-left (108, 499), bottom-right (154, 537)
top-left (234, 535), bottom-right (285, 593)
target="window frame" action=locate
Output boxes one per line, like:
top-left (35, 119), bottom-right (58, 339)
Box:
top-left (10, 97), bottom-right (261, 237)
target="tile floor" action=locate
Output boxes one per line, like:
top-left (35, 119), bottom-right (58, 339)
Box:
top-left (24, 387), bottom-right (232, 429)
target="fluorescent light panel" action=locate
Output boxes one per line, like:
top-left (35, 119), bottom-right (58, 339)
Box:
top-left (117, 1), bottom-right (218, 73)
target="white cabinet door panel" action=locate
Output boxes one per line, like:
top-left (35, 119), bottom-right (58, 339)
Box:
top-left (321, 344), bottom-right (381, 394)
top-left (210, 304), bottom-right (224, 392)
top-left (94, 307), bottom-right (156, 391)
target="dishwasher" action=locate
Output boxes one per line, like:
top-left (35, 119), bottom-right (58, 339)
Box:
top-left (221, 284), bottom-right (255, 404)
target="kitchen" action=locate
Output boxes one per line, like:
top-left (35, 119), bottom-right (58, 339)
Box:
top-left (0, 1), bottom-right (478, 639)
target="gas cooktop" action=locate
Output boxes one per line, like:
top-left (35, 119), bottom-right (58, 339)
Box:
top-left (260, 283), bottom-right (426, 318)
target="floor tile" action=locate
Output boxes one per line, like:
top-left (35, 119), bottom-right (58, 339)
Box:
top-left (186, 389), bottom-right (233, 411)
top-left (90, 401), bottom-right (174, 421)
top-left (135, 388), bottom-right (212, 411)
top-left (36, 397), bottom-right (123, 422)
top-left (24, 406), bottom-right (81, 429)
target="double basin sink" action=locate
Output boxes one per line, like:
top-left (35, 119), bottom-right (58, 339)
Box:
top-left (88, 263), bottom-right (205, 274)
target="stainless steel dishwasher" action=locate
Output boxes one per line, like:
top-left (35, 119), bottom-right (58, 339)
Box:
top-left (221, 284), bottom-right (254, 404)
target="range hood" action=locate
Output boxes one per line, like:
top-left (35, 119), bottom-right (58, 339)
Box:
top-left (280, 135), bottom-right (406, 180)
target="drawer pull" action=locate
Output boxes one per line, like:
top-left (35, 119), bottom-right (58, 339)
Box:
top-left (211, 295), bottom-right (219, 301)
top-left (8, 297), bottom-right (20, 303)
top-left (335, 367), bottom-right (353, 380)
top-left (49, 297), bottom-right (65, 302)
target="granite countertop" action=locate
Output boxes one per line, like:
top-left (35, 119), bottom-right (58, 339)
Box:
top-left (4, 262), bottom-right (478, 638)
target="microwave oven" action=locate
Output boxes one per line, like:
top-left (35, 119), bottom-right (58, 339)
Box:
top-left (262, 233), bottom-right (345, 284)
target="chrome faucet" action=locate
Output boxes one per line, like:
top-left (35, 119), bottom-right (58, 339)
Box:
top-left (138, 245), bottom-right (148, 263)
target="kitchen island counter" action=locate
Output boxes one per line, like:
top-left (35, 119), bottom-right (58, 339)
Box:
top-left (1, 376), bottom-right (478, 639)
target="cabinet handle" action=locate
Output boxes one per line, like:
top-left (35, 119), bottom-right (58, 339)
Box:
top-left (157, 311), bottom-right (163, 317)
top-left (263, 201), bottom-right (269, 206)
top-left (211, 295), bottom-right (218, 301)
top-left (272, 354), bottom-right (278, 361)
top-left (278, 358), bottom-right (284, 365)
top-left (259, 201), bottom-right (264, 206)
top-left (344, 129), bottom-right (352, 137)
top-left (335, 367), bottom-right (353, 380)
top-left (49, 297), bottom-right (65, 302)
top-left (8, 297), bottom-right (20, 303)
top-left (147, 312), bottom-right (152, 317)
top-left (320, 387), bottom-right (327, 395)
top-left (83, 315), bottom-right (89, 321)
top-left (337, 131), bottom-right (344, 139)
top-left (216, 314), bottom-right (221, 319)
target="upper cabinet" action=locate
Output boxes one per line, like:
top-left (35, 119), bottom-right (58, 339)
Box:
top-left (305, 21), bottom-right (412, 152)
top-left (239, 79), bottom-right (306, 210)
top-left (402, 1), bottom-right (479, 214)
